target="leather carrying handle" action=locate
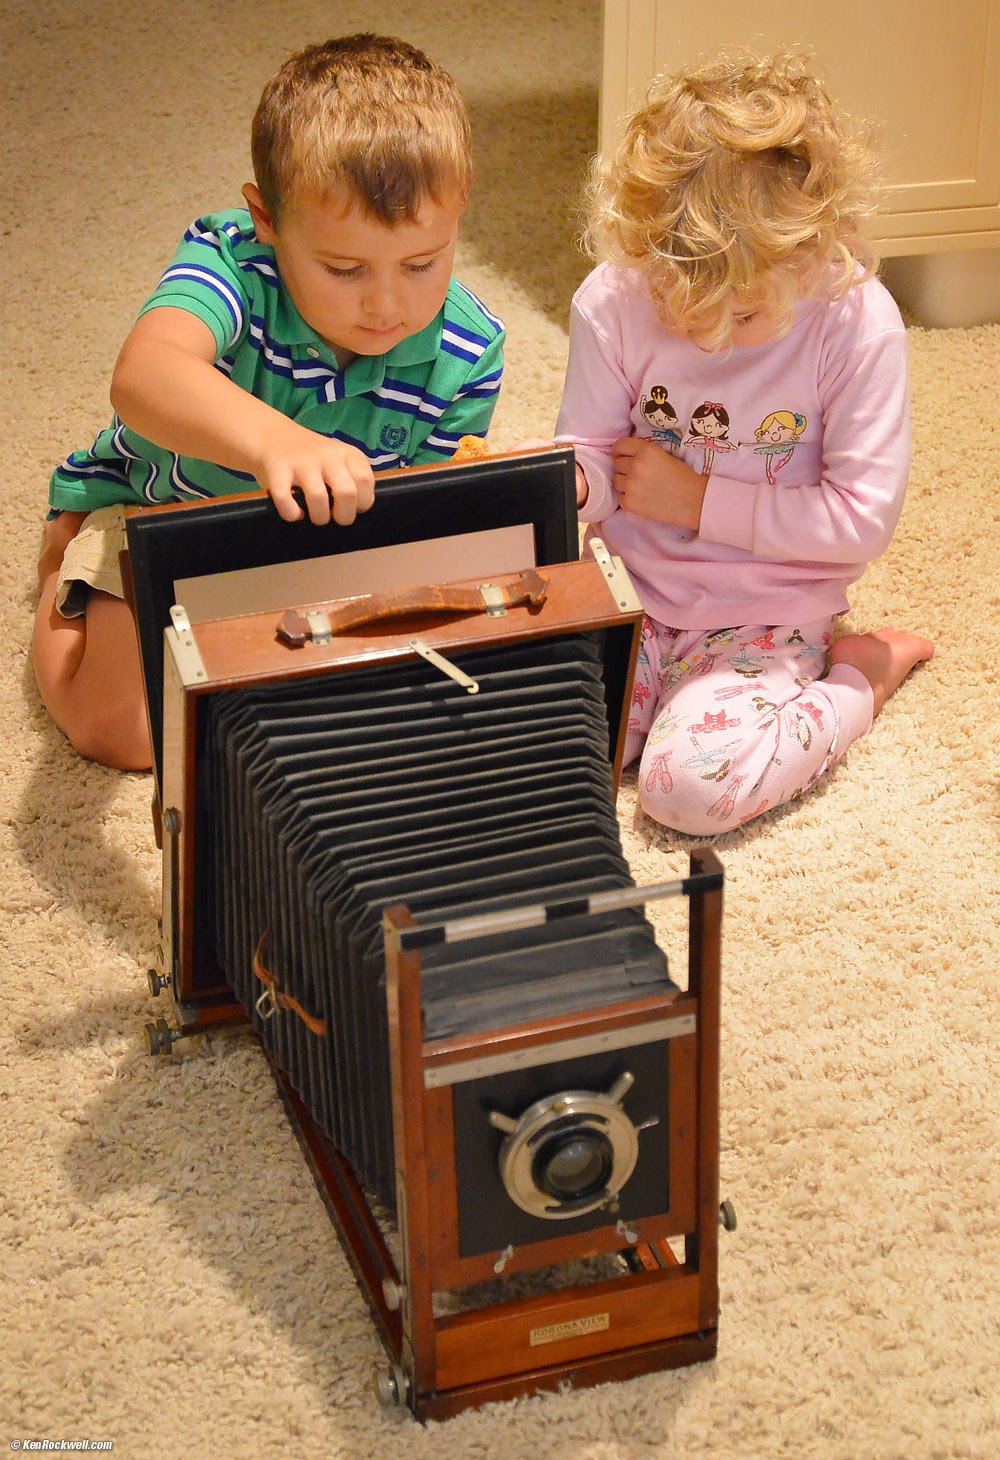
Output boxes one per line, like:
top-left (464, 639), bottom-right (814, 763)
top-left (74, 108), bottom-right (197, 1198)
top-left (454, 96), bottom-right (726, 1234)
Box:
top-left (277, 569), bottom-right (548, 646)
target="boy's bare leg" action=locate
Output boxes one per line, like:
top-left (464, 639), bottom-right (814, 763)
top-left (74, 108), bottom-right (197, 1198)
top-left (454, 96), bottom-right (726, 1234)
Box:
top-left (829, 628), bottom-right (935, 719)
top-left (33, 572), bottom-right (152, 771)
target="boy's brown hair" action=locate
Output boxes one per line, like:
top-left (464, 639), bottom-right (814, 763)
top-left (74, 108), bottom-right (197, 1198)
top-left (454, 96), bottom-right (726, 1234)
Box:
top-left (251, 34), bottom-right (473, 223)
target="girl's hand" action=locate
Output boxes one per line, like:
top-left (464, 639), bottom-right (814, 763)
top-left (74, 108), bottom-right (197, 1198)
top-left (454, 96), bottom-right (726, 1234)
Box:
top-left (509, 438), bottom-right (590, 507)
top-left (613, 437), bottom-right (707, 531)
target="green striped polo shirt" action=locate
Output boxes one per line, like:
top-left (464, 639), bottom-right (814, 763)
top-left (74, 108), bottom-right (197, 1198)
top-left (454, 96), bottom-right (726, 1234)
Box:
top-left (49, 209), bottom-right (505, 512)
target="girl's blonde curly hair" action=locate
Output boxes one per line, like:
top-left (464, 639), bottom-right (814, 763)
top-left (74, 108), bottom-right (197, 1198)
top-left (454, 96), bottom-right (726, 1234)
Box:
top-left (585, 50), bottom-right (880, 350)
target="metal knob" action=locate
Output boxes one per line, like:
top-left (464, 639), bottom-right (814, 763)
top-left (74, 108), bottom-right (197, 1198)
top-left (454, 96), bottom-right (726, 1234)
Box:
top-left (146, 968), bottom-right (169, 997)
top-left (381, 1277), bottom-right (406, 1311)
top-left (607, 1071), bottom-right (635, 1104)
top-left (372, 1361), bottom-right (409, 1410)
top-left (144, 1018), bottom-right (176, 1056)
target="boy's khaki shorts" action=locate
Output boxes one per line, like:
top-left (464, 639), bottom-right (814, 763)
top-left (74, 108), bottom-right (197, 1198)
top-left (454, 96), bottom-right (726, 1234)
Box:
top-left (55, 504), bottom-right (128, 618)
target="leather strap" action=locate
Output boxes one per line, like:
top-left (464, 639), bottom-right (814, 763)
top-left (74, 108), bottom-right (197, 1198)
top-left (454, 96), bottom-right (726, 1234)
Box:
top-left (277, 569), bottom-right (549, 647)
top-left (252, 930), bottom-right (328, 1037)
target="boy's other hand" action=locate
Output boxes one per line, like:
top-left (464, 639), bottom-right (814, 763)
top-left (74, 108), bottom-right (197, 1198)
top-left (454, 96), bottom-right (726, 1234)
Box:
top-left (257, 427), bottom-right (376, 526)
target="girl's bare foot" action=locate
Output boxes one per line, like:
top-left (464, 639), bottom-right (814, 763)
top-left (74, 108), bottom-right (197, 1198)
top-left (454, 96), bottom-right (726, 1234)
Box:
top-left (829, 628), bottom-right (935, 718)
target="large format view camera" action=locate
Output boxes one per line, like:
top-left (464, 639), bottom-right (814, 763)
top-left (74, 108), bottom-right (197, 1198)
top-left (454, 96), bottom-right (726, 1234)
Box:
top-left (126, 449), bottom-right (728, 1420)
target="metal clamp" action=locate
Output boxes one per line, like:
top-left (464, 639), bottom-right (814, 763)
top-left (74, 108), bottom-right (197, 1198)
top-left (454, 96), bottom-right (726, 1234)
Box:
top-left (479, 583), bottom-right (507, 617)
top-left (255, 987), bottom-right (278, 1019)
top-left (168, 605), bottom-right (208, 685)
top-left (305, 610), bottom-right (333, 646)
top-left (409, 638), bottom-right (479, 693)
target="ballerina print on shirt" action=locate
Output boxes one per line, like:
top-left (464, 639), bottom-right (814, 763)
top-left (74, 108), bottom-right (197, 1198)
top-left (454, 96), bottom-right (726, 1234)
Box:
top-left (686, 401), bottom-right (738, 476)
top-left (640, 385), bottom-right (682, 454)
top-left (753, 410), bottom-right (807, 484)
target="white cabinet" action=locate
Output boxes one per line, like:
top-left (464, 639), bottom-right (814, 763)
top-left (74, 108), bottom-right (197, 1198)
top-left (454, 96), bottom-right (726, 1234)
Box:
top-left (600, 0), bottom-right (1000, 257)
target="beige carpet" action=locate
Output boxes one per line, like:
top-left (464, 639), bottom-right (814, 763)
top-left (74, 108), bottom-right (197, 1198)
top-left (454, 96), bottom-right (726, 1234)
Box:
top-left (2, 2), bottom-right (998, 1456)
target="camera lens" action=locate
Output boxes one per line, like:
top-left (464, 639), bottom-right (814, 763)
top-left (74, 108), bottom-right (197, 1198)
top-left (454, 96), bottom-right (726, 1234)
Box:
top-left (533, 1128), bottom-right (614, 1201)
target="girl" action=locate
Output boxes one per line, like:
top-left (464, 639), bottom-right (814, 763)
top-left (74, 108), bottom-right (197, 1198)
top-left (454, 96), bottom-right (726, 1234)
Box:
top-left (555, 49), bottom-right (932, 836)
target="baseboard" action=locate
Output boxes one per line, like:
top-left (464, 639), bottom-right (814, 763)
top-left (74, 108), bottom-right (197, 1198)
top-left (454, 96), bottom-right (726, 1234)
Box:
top-left (880, 250), bottom-right (1000, 328)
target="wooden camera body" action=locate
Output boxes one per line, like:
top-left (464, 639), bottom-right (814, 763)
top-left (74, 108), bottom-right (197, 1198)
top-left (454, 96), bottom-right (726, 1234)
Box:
top-left (126, 450), bottom-right (725, 1420)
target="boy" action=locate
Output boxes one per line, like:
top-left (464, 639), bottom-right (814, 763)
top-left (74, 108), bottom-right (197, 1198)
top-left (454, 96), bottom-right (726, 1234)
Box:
top-left (34, 34), bottom-right (505, 771)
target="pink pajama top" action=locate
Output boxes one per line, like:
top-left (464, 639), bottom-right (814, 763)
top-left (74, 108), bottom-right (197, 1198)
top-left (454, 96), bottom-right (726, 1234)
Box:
top-left (555, 262), bottom-right (910, 630)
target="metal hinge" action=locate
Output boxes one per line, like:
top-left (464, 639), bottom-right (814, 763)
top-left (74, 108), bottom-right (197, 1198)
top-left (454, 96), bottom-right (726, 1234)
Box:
top-left (589, 537), bottom-right (643, 614)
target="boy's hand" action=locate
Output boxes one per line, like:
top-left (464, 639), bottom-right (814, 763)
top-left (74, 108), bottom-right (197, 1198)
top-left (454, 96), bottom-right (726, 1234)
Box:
top-left (111, 310), bottom-right (376, 527)
top-left (613, 437), bottom-right (706, 531)
top-left (256, 427), bottom-right (376, 526)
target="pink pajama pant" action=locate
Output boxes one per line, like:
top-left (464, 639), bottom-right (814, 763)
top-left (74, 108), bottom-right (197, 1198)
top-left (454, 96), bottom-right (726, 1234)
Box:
top-left (625, 616), bottom-right (874, 836)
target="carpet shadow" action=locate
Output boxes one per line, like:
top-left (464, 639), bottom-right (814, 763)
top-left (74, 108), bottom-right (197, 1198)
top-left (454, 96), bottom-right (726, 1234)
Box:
top-left (59, 1024), bottom-right (716, 1438)
top-left (58, 1032), bottom-right (401, 1418)
top-left (462, 85), bottom-right (599, 326)
top-left (13, 659), bottom-right (159, 958)
top-left (13, 988), bottom-right (154, 1055)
